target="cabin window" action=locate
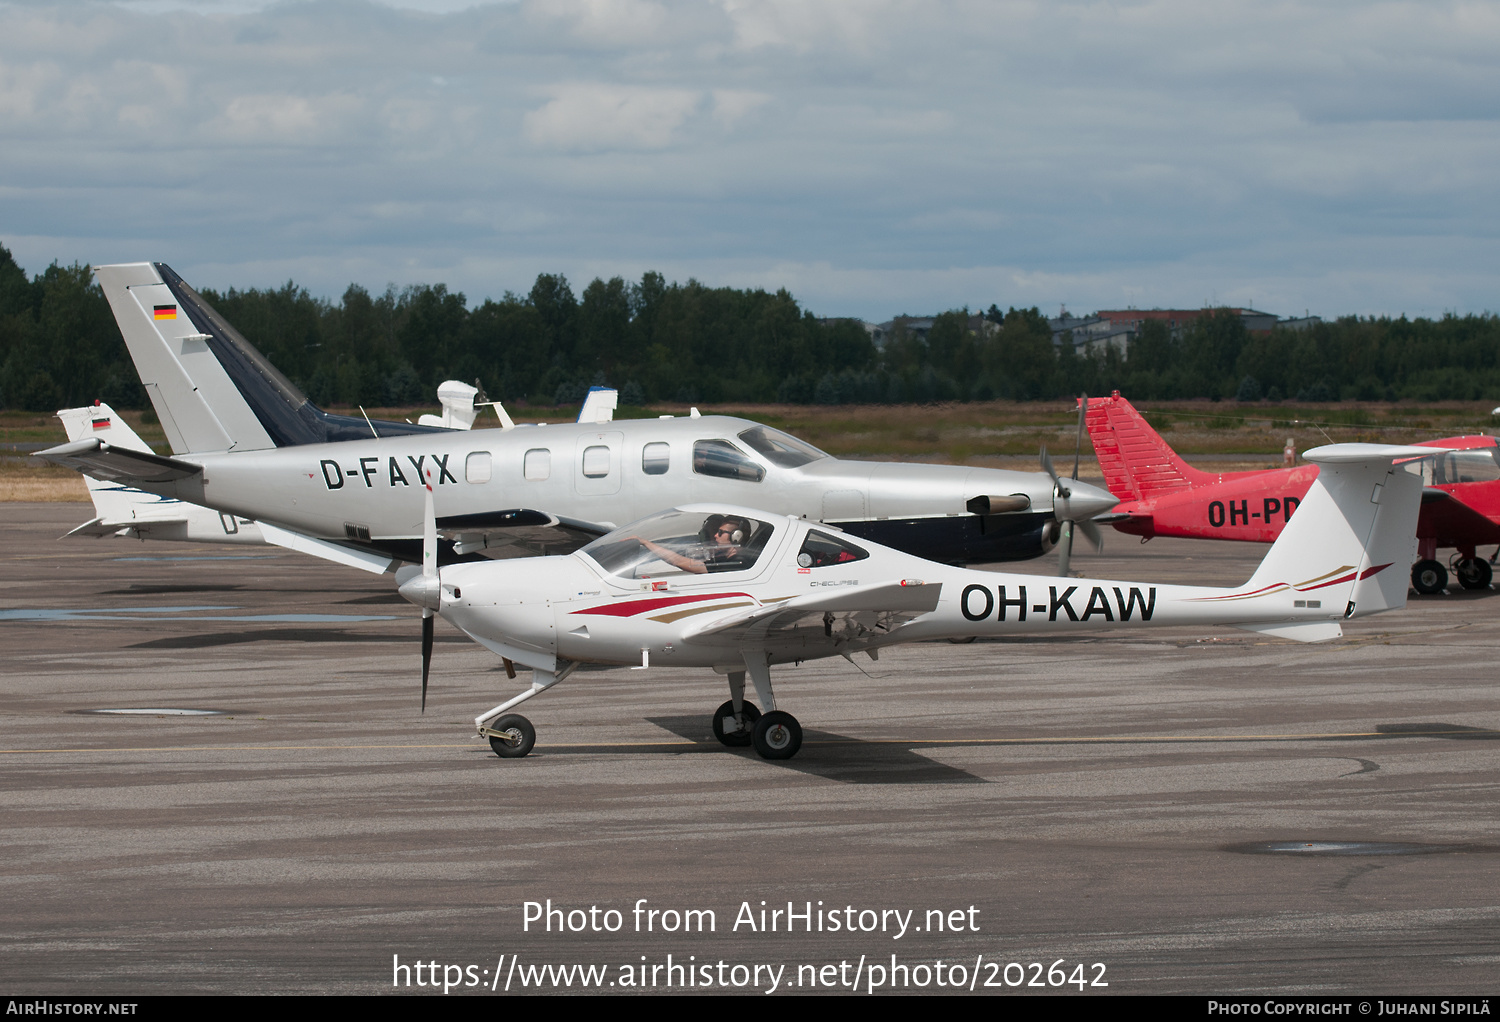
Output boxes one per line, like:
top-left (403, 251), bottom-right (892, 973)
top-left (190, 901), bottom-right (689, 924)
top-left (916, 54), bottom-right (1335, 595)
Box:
top-left (692, 440), bottom-right (765, 482)
top-left (582, 445), bottom-right (611, 478)
top-left (524, 448), bottom-right (551, 481)
top-left (466, 451), bottom-right (492, 483)
top-left (642, 442), bottom-right (670, 475)
top-left (737, 425), bottom-right (828, 468)
top-left (796, 530), bottom-right (869, 568)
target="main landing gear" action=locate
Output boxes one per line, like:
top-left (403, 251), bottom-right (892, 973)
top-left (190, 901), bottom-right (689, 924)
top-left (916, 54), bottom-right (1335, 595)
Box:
top-left (1411, 546), bottom-right (1496, 595)
top-left (1455, 556), bottom-right (1493, 591)
top-left (713, 662), bottom-right (803, 760)
top-left (1412, 559), bottom-right (1448, 595)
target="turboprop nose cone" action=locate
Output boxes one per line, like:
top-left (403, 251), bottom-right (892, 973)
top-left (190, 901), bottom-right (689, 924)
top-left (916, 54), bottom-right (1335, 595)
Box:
top-left (1056, 479), bottom-right (1118, 521)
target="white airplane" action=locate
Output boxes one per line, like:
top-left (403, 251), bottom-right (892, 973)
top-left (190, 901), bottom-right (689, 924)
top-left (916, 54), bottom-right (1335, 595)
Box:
top-left (40, 262), bottom-right (1118, 574)
top-left (397, 442), bottom-right (1430, 761)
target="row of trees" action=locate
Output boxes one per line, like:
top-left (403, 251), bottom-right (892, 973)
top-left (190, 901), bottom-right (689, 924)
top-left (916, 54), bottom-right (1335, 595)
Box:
top-left (2, 245), bottom-right (1497, 412)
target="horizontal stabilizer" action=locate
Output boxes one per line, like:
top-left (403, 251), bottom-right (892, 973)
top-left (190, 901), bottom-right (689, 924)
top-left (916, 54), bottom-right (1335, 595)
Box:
top-left (40, 438), bottom-right (201, 484)
top-left (1237, 621), bottom-right (1343, 643)
top-left (62, 517), bottom-right (117, 538)
top-left (62, 516), bottom-right (191, 539)
top-left (682, 580), bottom-right (942, 643)
top-left (258, 522), bottom-right (399, 575)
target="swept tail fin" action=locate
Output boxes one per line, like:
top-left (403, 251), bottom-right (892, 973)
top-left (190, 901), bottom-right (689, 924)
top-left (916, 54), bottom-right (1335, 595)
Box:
top-left (1085, 393), bottom-right (1214, 502)
top-left (1245, 444), bottom-right (1431, 619)
top-left (95, 262), bottom-right (448, 455)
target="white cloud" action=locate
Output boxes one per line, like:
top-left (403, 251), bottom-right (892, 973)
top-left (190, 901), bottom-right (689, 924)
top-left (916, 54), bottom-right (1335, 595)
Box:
top-left (523, 83), bottom-right (701, 150)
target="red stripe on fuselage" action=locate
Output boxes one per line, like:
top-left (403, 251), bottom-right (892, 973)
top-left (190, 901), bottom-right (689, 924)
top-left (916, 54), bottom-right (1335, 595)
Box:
top-left (571, 592), bottom-right (755, 617)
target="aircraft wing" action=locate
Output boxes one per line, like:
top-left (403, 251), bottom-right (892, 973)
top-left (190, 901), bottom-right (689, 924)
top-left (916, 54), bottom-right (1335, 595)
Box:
top-left (257, 522), bottom-right (401, 575)
top-left (679, 580), bottom-right (943, 645)
top-left (436, 509), bottom-right (614, 558)
top-left (1418, 488), bottom-right (1500, 546)
top-left (39, 438), bottom-right (201, 485)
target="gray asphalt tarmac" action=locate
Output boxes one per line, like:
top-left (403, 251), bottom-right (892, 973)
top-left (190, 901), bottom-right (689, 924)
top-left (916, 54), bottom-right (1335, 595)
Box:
top-left (3, 501), bottom-right (1498, 995)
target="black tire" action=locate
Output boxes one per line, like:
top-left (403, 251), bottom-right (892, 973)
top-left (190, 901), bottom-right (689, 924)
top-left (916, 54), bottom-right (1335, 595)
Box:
top-left (1412, 559), bottom-right (1448, 595)
top-left (751, 711), bottom-right (803, 761)
top-left (488, 714), bottom-right (536, 758)
top-left (711, 699), bottom-right (761, 747)
top-left (1456, 557), bottom-right (1492, 590)
top-left (947, 636), bottom-right (978, 644)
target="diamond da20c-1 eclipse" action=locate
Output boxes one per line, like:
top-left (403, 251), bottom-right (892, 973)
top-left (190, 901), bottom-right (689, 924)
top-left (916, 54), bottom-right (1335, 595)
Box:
top-left (396, 441), bottom-right (1430, 760)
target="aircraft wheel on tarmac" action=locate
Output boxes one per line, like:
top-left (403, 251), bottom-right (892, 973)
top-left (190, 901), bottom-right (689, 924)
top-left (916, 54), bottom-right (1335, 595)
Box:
top-left (1412, 560), bottom-right (1448, 595)
top-left (488, 714), bottom-right (536, 758)
top-left (711, 699), bottom-right (761, 747)
top-left (1456, 557), bottom-right (1492, 590)
top-left (947, 636), bottom-right (978, 644)
top-left (752, 711), bottom-right (802, 761)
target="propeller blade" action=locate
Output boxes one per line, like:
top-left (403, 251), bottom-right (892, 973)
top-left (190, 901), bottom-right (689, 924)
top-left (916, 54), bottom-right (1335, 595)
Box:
top-left (1056, 520), bottom-right (1074, 577)
top-left (1079, 518), bottom-right (1103, 552)
top-left (423, 470), bottom-right (437, 580)
top-left (1071, 395), bottom-right (1088, 481)
top-left (421, 609), bottom-right (434, 713)
top-left (472, 377), bottom-right (490, 409)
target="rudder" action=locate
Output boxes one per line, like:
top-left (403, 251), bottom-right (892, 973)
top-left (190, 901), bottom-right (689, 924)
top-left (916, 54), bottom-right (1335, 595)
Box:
top-left (1086, 393), bottom-right (1214, 502)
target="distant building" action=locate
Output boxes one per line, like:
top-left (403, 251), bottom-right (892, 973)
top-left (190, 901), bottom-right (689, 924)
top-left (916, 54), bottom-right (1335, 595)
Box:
top-left (1048, 312), bottom-right (1134, 356)
top-left (1095, 307), bottom-right (1288, 336)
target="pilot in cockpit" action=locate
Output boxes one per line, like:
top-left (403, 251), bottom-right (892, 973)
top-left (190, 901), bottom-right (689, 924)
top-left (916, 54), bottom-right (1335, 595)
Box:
top-left (629, 514), bottom-right (753, 574)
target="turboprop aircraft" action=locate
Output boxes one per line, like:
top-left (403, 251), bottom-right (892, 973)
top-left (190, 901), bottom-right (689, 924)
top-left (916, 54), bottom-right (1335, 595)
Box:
top-left (397, 443), bottom-right (1430, 761)
top-left (40, 262), bottom-right (1117, 571)
top-left (1087, 392), bottom-right (1500, 594)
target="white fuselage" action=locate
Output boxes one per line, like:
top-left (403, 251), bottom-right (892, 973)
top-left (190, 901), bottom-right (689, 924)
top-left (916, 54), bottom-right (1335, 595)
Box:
top-left (434, 516), bottom-right (1355, 672)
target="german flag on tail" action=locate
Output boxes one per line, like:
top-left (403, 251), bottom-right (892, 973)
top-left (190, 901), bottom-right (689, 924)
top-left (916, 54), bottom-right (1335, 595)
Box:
top-left (153, 304), bottom-right (177, 320)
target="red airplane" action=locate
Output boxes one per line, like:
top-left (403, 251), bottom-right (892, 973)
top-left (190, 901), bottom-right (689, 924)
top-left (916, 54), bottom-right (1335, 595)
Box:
top-left (1086, 392), bottom-right (1500, 594)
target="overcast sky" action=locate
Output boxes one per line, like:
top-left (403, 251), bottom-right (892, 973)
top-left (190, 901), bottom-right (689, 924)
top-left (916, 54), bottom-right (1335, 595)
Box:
top-left (2, 0), bottom-right (1496, 319)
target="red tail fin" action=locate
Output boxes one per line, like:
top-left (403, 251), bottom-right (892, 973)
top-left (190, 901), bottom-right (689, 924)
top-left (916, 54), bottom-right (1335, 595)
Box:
top-left (1086, 393), bottom-right (1214, 502)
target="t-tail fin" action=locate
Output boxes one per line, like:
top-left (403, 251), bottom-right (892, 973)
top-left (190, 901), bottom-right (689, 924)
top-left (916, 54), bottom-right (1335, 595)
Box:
top-left (1085, 392), bottom-right (1214, 502)
top-left (95, 262), bottom-right (448, 455)
top-left (1245, 444), bottom-right (1431, 619)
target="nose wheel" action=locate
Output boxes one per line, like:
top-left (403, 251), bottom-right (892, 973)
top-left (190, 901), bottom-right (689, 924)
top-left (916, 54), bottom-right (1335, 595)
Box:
top-left (486, 714), bottom-right (536, 758)
top-left (711, 699), bottom-right (761, 747)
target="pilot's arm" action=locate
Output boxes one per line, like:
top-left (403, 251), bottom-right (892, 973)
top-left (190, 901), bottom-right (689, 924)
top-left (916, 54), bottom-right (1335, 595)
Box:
top-left (629, 537), bottom-right (708, 574)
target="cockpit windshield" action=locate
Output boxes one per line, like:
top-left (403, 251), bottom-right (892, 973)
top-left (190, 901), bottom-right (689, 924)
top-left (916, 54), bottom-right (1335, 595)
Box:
top-left (736, 426), bottom-right (829, 468)
top-left (1432, 448), bottom-right (1500, 485)
top-left (581, 510), bottom-right (777, 579)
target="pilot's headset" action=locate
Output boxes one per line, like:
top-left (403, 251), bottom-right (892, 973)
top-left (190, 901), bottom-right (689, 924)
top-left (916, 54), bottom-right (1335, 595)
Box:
top-left (701, 515), bottom-right (747, 545)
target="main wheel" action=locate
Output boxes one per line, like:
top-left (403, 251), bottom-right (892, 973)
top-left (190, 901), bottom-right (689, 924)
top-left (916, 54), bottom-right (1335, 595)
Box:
top-left (1412, 559), bottom-right (1448, 595)
top-left (751, 711), bottom-right (802, 761)
top-left (1456, 557), bottom-right (1492, 590)
top-left (711, 699), bottom-right (761, 747)
top-left (488, 714), bottom-right (536, 758)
